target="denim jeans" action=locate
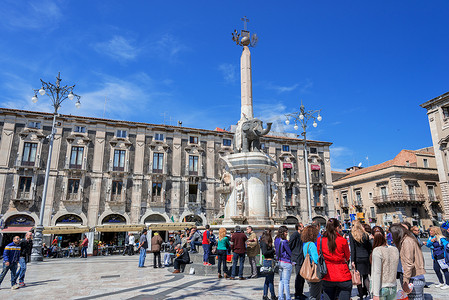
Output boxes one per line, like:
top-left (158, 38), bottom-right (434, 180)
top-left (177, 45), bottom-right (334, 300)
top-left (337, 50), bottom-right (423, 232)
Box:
top-left (81, 246), bottom-right (88, 258)
top-left (231, 252), bottom-right (245, 278)
top-left (378, 286), bottom-right (397, 300)
top-left (203, 244), bottom-right (210, 263)
top-left (217, 249), bottom-right (228, 275)
top-left (164, 253), bottom-right (174, 265)
top-left (138, 248), bottom-right (147, 267)
top-left (263, 259), bottom-right (275, 298)
top-left (190, 240), bottom-right (202, 252)
top-left (15, 257), bottom-right (27, 283)
top-left (278, 261), bottom-right (293, 300)
top-left (0, 262), bottom-right (18, 287)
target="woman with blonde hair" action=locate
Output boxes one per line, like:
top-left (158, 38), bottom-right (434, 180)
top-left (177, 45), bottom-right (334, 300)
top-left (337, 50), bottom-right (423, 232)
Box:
top-left (216, 227), bottom-right (230, 278)
top-left (349, 220), bottom-right (372, 299)
top-left (426, 226), bottom-right (449, 289)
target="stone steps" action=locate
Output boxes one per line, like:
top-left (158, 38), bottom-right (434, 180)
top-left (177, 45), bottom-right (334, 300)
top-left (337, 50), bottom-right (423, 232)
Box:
top-left (165, 251), bottom-right (262, 276)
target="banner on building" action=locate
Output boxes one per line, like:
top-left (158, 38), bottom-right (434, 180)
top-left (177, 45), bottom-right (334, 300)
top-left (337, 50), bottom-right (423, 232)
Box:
top-left (311, 164), bottom-right (320, 171)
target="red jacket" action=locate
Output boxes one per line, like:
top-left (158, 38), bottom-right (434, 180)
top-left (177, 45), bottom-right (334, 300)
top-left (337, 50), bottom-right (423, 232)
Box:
top-left (318, 235), bottom-right (351, 282)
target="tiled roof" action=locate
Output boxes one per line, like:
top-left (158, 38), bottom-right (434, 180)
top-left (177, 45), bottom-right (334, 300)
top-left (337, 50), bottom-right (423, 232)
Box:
top-left (335, 149), bottom-right (433, 181)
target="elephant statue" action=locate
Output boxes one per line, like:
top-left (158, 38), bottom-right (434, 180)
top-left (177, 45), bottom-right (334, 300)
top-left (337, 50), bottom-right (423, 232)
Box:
top-left (235, 118), bottom-right (272, 152)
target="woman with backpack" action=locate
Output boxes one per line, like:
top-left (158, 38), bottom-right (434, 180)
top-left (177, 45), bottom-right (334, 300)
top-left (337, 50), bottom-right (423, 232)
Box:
top-left (301, 225), bottom-right (322, 300)
top-left (349, 220), bottom-right (372, 299)
top-left (260, 229), bottom-right (277, 300)
top-left (318, 218), bottom-right (352, 300)
top-left (426, 226), bottom-right (449, 290)
top-left (217, 227), bottom-right (230, 279)
top-left (275, 225), bottom-right (293, 300)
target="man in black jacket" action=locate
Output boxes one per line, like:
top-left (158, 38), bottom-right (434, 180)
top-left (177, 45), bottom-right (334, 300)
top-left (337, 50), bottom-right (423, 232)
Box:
top-left (289, 222), bottom-right (306, 300)
top-left (15, 231), bottom-right (33, 287)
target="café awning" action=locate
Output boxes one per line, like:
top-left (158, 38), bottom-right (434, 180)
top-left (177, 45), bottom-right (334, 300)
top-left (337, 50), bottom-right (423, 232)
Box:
top-left (2, 226), bottom-right (33, 233)
top-left (95, 224), bottom-right (145, 232)
top-left (147, 222), bottom-right (195, 231)
top-left (42, 226), bottom-right (90, 234)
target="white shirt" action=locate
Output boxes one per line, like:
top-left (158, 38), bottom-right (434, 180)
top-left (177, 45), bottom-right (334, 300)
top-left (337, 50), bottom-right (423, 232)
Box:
top-left (129, 235), bottom-right (135, 245)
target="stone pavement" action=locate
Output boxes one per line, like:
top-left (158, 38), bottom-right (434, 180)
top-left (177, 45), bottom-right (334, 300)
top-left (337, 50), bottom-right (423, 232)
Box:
top-left (0, 249), bottom-right (444, 300)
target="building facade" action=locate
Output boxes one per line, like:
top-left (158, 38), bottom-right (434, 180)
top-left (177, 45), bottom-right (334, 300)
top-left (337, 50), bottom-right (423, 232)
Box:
top-left (0, 108), bottom-right (334, 237)
top-left (421, 91), bottom-right (449, 218)
top-left (333, 149), bottom-right (443, 230)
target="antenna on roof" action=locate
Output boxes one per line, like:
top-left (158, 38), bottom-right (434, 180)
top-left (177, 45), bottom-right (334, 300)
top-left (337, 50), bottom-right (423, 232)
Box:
top-left (103, 94), bottom-right (107, 118)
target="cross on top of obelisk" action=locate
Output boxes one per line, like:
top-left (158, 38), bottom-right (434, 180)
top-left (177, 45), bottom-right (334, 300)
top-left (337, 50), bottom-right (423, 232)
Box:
top-left (232, 16), bottom-right (258, 47)
top-left (241, 16), bottom-right (249, 31)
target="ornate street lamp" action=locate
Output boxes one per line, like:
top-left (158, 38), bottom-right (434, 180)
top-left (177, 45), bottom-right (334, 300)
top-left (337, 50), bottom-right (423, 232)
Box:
top-left (31, 72), bottom-right (81, 261)
top-left (285, 102), bottom-right (322, 224)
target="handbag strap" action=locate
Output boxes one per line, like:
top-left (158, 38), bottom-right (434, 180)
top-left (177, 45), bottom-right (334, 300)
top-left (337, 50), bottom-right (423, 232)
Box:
top-left (305, 241), bottom-right (311, 256)
top-left (319, 237), bottom-right (323, 255)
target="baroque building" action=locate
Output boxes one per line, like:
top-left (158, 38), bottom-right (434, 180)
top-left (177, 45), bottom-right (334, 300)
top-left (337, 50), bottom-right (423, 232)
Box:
top-left (421, 91), bottom-right (449, 218)
top-left (332, 148), bottom-right (443, 230)
top-left (0, 108), bottom-right (334, 240)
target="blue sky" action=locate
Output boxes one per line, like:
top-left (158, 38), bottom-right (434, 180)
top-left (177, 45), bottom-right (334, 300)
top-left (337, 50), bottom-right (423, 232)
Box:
top-left (1, 1), bottom-right (448, 171)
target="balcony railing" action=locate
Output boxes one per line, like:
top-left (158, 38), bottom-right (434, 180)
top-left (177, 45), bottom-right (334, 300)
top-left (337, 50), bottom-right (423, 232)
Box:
top-left (189, 194), bottom-right (197, 203)
top-left (428, 195), bottom-right (441, 203)
top-left (189, 171), bottom-right (198, 176)
top-left (152, 168), bottom-right (163, 174)
top-left (373, 193), bottom-right (425, 205)
top-left (354, 199), bottom-right (363, 207)
top-left (340, 201), bottom-right (349, 208)
top-left (109, 194), bottom-right (124, 203)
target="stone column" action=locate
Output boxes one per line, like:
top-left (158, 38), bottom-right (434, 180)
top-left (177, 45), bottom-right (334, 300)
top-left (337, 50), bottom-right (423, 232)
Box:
top-left (240, 46), bottom-right (253, 119)
top-left (87, 128), bottom-right (105, 227)
top-left (171, 135), bottom-right (182, 215)
top-left (0, 119), bottom-right (15, 210)
top-left (43, 126), bottom-right (63, 226)
top-left (131, 131), bottom-right (145, 223)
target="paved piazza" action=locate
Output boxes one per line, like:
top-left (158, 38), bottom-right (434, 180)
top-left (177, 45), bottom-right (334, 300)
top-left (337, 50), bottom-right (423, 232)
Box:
top-left (0, 250), bottom-right (443, 299)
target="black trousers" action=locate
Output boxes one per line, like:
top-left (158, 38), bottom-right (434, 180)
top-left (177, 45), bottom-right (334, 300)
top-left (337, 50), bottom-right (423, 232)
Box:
top-left (174, 257), bottom-right (187, 271)
top-left (322, 280), bottom-right (352, 300)
top-left (294, 263), bottom-right (305, 299)
top-left (153, 251), bottom-right (161, 267)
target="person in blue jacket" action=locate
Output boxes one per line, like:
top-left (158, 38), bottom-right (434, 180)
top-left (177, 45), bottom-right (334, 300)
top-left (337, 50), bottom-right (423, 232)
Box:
top-left (302, 225), bottom-right (322, 300)
top-left (0, 236), bottom-right (21, 290)
top-left (426, 226), bottom-right (449, 289)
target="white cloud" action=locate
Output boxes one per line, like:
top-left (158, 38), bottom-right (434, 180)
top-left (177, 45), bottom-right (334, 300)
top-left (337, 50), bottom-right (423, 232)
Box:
top-left (94, 36), bottom-right (139, 62)
top-left (257, 102), bottom-right (289, 133)
top-left (330, 146), bottom-right (353, 172)
top-left (149, 34), bottom-right (189, 62)
top-left (0, 72), bottom-right (173, 122)
top-left (218, 63), bottom-right (237, 83)
top-left (265, 79), bottom-right (314, 94)
top-left (0, 0), bottom-right (62, 31)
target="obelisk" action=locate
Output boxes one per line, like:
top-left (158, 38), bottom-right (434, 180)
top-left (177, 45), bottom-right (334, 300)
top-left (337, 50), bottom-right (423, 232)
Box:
top-left (240, 45), bottom-right (253, 120)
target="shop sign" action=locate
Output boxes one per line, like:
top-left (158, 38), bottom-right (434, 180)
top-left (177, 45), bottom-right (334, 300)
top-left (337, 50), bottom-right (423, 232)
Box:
top-left (311, 164), bottom-right (321, 171)
top-left (283, 163), bottom-right (292, 169)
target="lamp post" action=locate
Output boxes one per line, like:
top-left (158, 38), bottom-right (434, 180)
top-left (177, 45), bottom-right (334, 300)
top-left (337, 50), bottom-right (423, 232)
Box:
top-left (31, 72), bottom-right (81, 261)
top-left (285, 102), bottom-right (322, 224)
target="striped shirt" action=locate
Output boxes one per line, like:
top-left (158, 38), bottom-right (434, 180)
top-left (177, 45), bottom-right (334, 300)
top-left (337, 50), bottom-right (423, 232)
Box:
top-left (3, 242), bottom-right (21, 264)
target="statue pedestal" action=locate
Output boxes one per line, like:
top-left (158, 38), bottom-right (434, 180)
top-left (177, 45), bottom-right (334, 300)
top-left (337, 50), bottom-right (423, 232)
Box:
top-left (221, 152), bottom-right (277, 225)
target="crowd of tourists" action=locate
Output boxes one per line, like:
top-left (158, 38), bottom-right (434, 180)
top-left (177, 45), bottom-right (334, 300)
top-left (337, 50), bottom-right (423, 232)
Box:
top-left (2, 218), bottom-right (449, 299)
top-left (135, 219), bottom-right (440, 300)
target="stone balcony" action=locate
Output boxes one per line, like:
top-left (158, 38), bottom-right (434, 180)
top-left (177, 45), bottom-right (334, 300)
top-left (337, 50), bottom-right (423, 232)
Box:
top-left (11, 191), bottom-right (34, 207)
top-left (373, 193), bottom-right (425, 206)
